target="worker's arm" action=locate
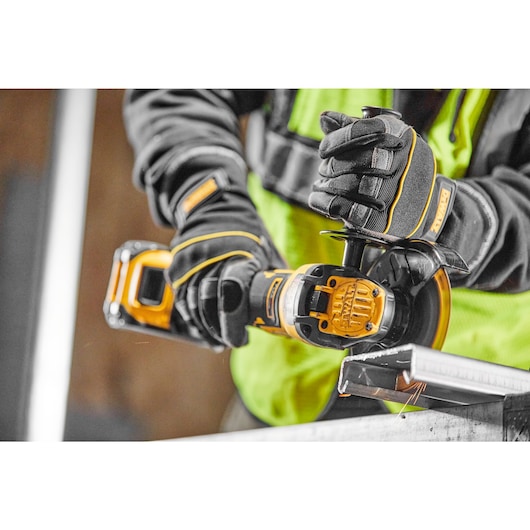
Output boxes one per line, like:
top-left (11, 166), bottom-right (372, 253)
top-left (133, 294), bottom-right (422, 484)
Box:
top-left (308, 110), bottom-right (530, 294)
top-left (123, 89), bottom-right (285, 349)
top-left (439, 166), bottom-right (530, 292)
top-left (123, 89), bottom-right (268, 226)
top-left (423, 108), bottom-right (530, 293)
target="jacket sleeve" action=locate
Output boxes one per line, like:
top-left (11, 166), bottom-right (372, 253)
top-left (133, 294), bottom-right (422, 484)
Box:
top-left (122, 89), bottom-right (268, 227)
top-left (440, 153), bottom-right (530, 295)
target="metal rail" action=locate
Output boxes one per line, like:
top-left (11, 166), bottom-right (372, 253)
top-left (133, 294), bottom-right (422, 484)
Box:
top-left (26, 89), bottom-right (96, 441)
top-left (338, 344), bottom-right (530, 409)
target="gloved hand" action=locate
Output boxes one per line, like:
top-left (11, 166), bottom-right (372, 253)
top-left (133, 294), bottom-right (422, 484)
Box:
top-left (308, 110), bottom-right (456, 241)
top-left (166, 168), bottom-right (286, 350)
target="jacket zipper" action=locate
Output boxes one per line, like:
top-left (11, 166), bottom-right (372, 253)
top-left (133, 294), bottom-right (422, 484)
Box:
top-left (449, 89), bottom-right (467, 142)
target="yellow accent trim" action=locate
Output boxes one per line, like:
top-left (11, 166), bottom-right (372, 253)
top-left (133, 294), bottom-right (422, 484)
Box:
top-left (182, 177), bottom-right (219, 214)
top-left (428, 187), bottom-right (451, 235)
top-left (430, 269), bottom-right (452, 351)
top-left (170, 231), bottom-right (262, 256)
top-left (384, 131), bottom-right (438, 237)
top-left (171, 250), bottom-right (255, 290)
top-left (406, 156), bottom-right (437, 238)
top-left (266, 277), bottom-right (284, 320)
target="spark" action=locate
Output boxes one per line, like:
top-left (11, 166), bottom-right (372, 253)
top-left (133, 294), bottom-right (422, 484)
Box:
top-left (396, 380), bottom-right (427, 417)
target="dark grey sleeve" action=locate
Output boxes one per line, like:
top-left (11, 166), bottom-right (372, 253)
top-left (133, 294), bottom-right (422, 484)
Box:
top-left (122, 89), bottom-right (268, 226)
top-left (439, 165), bottom-right (530, 293)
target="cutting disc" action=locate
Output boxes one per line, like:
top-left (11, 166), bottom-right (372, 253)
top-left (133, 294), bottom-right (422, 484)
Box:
top-left (365, 247), bottom-right (453, 351)
top-left (397, 268), bottom-right (451, 350)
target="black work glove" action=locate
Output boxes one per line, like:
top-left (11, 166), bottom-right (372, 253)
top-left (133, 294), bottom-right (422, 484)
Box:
top-left (308, 110), bottom-right (456, 241)
top-left (166, 168), bottom-right (286, 350)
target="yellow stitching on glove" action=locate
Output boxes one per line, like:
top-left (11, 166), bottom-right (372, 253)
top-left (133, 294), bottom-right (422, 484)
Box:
top-left (383, 132), bottom-right (437, 237)
top-left (171, 250), bottom-right (255, 290)
top-left (170, 231), bottom-right (263, 256)
top-left (406, 156), bottom-right (437, 238)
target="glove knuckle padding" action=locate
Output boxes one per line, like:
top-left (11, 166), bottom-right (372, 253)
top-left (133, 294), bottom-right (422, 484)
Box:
top-left (168, 231), bottom-right (263, 290)
top-left (310, 112), bottom-right (443, 238)
top-left (319, 110), bottom-right (356, 135)
top-left (218, 257), bottom-right (264, 347)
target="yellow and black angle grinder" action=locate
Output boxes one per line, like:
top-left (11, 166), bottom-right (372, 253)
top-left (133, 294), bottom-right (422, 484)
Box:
top-left (104, 105), bottom-right (468, 357)
top-left (103, 225), bottom-right (468, 356)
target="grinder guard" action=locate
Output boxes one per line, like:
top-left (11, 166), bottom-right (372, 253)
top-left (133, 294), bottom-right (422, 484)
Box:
top-left (322, 227), bottom-right (468, 353)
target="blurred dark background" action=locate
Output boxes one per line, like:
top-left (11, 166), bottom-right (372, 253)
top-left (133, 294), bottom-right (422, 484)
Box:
top-left (0, 89), bottom-right (236, 441)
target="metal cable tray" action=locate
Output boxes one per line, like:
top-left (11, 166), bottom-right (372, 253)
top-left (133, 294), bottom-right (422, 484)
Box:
top-left (338, 343), bottom-right (530, 409)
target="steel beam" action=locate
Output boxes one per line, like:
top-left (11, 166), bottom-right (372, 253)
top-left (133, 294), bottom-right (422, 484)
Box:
top-left (178, 392), bottom-right (530, 442)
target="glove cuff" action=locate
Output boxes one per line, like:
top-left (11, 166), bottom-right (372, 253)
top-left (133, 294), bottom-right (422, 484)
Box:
top-left (437, 180), bottom-right (499, 286)
top-left (170, 169), bottom-right (229, 230)
top-left (169, 165), bottom-right (254, 230)
top-left (413, 174), bottom-right (456, 242)
top-left (164, 148), bottom-right (248, 229)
